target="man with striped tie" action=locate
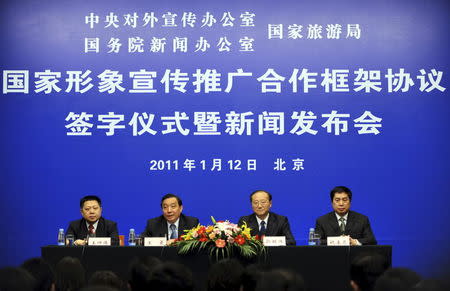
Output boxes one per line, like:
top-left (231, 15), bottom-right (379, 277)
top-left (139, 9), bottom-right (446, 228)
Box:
top-left (315, 186), bottom-right (377, 246)
top-left (142, 193), bottom-right (199, 245)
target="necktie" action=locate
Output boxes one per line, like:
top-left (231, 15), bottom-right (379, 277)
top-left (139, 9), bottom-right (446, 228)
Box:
top-left (339, 217), bottom-right (346, 234)
top-left (170, 224), bottom-right (177, 239)
top-left (259, 221), bottom-right (266, 235)
top-left (88, 223), bottom-right (95, 235)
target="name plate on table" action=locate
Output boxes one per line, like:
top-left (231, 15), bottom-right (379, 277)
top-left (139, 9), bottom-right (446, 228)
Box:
top-left (144, 237), bottom-right (167, 247)
top-left (263, 236), bottom-right (286, 246)
top-left (88, 237), bottom-right (111, 246)
top-left (327, 236), bottom-right (350, 246)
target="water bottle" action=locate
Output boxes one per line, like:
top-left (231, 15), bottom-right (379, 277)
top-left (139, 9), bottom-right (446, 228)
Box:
top-left (57, 229), bottom-right (65, 246)
top-left (128, 229), bottom-right (136, 246)
top-left (308, 228), bottom-right (316, 245)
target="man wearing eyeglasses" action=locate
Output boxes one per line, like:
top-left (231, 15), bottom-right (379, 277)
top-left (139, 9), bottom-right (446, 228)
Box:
top-left (315, 186), bottom-right (377, 246)
top-left (238, 190), bottom-right (296, 245)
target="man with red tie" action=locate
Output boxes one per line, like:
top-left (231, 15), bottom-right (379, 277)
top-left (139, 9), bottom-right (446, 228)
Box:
top-left (66, 195), bottom-right (119, 246)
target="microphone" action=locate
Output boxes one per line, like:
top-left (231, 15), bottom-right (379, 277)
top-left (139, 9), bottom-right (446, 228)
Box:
top-left (81, 233), bottom-right (93, 259)
top-left (159, 233), bottom-right (169, 257)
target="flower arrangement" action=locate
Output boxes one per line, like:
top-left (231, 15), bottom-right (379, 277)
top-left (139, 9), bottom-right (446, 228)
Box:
top-left (175, 217), bottom-right (265, 259)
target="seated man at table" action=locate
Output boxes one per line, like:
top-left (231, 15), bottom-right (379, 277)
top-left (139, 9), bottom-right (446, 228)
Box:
top-left (142, 193), bottom-right (199, 245)
top-left (315, 186), bottom-right (377, 246)
top-left (238, 190), bottom-right (296, 245)
top-left (66, 195), bottom-right (119, 246)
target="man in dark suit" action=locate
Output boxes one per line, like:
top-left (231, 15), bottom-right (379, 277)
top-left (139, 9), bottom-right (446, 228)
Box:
top-left (141, 193), bottom-right (199, 245)
top-left (66, 195), bottom-right (119, 246)
top-left (315, 186), bottom-right (377, 245)
top-left (238, 190), bottom-right (296, 246)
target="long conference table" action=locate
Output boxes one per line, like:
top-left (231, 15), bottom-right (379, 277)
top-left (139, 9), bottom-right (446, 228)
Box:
top-left (41, 245), bottom-right (392, 291)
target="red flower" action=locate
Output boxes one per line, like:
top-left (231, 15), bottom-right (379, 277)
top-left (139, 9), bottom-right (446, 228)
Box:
top-left (235, 235), bottom-right (246, 245)
top-left (255, 235), bottom-right (261, 241)
top-left (199, 237), bottom-right (208, 242)
top-left (197, 226), bottom-right (206, 235)
top-left (215, 239), bottom-right (226, 248)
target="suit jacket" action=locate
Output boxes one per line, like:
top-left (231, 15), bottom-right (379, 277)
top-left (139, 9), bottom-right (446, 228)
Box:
top-left (66, 217), bottom-right (119, 245)
top-left (238, 212), bottom-right (296, 246)
top-left (315, 210), bottom-right (377, 245)
top-left (141, 214), bottom-right (199, 238)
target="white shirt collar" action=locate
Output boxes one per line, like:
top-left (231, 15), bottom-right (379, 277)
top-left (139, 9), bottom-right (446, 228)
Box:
top-left (85, 219), bottom-right (99, 232)
top-left (256, 213), bottom-right (270, 229)
top-left (335, 212), bottom-right (349, 222)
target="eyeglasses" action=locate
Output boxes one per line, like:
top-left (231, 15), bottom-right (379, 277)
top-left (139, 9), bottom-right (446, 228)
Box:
top-left (252, 200), bottom-right (269, 206)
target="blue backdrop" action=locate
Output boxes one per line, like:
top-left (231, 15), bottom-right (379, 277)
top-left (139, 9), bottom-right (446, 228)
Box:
top-left (1, 0), bottom-right (449, 277)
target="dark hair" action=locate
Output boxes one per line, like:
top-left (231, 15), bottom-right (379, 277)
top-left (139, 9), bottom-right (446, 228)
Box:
top-left (413, 279), bottom-right (448, 291)
top-left (330, 186), bottom-right (352, 201)
top-left (21, 257), bottom-right (55, 291)
top-left (80, 196), bottom-right (102, 208)
top-left (207, 259), bottom-right (244, 291)
top-left (374, 267), bottom-right (421, 291)
top-left (128, 256), bottom-right (161, 291)
top-left (250, 190), bottom-right (272, 203)
top-left (160, 194), bottom-right (182, 208)
top-left (0, 267), bottom-right (36, 291)
top-left (149, 262), bottom-right (193, 291)
top-left (241, 264), bottom-right (269, 291)
top-left (350, 254), bottom-right (389, 291)
top-left (88, 271), bottom-right (122, 290)
top-left (55, 256), bottom-right (86, 291)
top-left (255, 269), bottom-right (306, 291)
top-left (80, 287), bottom-right (118, 291)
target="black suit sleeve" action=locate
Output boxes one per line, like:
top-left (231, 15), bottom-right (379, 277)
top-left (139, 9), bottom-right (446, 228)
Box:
top-left (141, 220), bottom-right (153, 237)
top-left (180, 216), bottom-right (199, 235)
top-left (107, 221), bottom-right (119, 246)
top-left (237, 216), bottom-right (254, 234)
top-left (238, 216), bottom-right (259, 237)
top-left (192, 217), bottom-right (199, 227)
top-left (280, 217), bottom-right (296, 246)
top-left (314, 218), bottom-right (327, 245)
top-left (66, 221), bottom-right (84, 241)
top-left (356, 216), bottom-right (377, 245)
top-left (66, 222), bottom-right (75, 236)
top-left (237, 217), bottom-right (245, 226)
